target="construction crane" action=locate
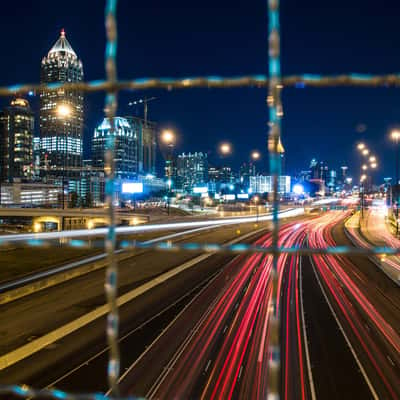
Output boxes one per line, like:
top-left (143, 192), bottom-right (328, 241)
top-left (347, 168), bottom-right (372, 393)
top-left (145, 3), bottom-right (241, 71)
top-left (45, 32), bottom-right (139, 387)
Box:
top-left (128, 96), bottom-right (158, 126)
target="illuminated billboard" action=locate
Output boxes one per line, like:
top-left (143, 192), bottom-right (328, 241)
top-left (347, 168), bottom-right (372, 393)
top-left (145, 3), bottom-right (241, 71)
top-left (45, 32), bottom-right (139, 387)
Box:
top-left (122, 182), bottom-right (143, 194)
top-left (193, 186), bottom-right (208, 194)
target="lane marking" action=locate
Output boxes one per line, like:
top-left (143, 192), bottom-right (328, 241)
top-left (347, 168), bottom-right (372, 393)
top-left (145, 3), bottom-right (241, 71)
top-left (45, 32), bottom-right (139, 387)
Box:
top-left (299, 257), bottom-right (317, 400)
top-left (386, 355), bottom-right (395, 367)
top-left (0, 228), bottom-right (266, 372)
top-left (142, 233), bottom-right (269, 398)
top-left (142, 268), bottom-right (226, 399)
top-left (0, 225), bottom-right (228, 305)
top-left (46, 269), bottom-right (219, 389)
top-left (0, 225), bottom-right (221, 293)
top-left (344, 222), bottom-right (400, 287)
top-left (309, 257), bottom-right (379, 400)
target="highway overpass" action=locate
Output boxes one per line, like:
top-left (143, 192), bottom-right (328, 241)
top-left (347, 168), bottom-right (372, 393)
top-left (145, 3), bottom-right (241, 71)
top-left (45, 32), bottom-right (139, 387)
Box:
top-left (0, 208), bottom-right (150, 231)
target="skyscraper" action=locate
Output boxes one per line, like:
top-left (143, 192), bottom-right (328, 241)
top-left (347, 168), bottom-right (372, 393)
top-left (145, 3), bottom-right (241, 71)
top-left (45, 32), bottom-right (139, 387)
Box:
top-left (39, 29), bottom-right (84, 188)
top-left (176, 152), bottom-right (208, 192)
top-left (92, 117), bottom-right (138, 179)
top-left (0, 98), bottom-right (34, 183)
top-left (239, 162), bottom-right (256, 189)
top-left (125, 116), bottom-right (157, 175)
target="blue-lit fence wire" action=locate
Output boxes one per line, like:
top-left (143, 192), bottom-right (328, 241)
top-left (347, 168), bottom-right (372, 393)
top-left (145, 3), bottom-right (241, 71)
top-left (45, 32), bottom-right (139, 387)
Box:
top-left (0, 384), bottom-right (141, 400)
top-left (103, 0), bottom-right (120, 396)
top-left (267, 0), bottom-right (282, 396)
top-left (4, 74), bottom-right (400, 96)
top-left (1, 234), bottom-right (400, 256)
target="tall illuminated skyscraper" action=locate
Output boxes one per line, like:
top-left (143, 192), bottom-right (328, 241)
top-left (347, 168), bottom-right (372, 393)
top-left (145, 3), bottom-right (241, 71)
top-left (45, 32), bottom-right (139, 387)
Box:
top-left (0, 98), bottom-right (34, 183)
top-left (92, 117), bottom-right (138, 179)
top-left (39, 29), bottom-right (84, 188)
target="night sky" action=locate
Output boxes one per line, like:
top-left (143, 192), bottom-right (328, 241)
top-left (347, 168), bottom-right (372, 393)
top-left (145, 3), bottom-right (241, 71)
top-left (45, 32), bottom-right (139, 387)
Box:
top-left (1, 0), bottom-right (400, 181)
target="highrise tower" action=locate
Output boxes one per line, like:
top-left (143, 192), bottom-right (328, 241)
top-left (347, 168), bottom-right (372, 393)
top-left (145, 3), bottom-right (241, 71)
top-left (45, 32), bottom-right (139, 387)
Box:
top-left (40, 29), bottom-right (84, 188)
top-left (0, 98), bottom-right (34, 183)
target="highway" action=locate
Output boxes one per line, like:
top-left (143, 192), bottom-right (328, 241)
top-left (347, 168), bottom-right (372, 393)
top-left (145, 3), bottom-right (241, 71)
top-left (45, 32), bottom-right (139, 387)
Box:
top-left (345, 207), bottom-right (400, 284)
top-left (1, 209), bottom-right (400, 399)
top-left (0, 219), bottom-right (281, 389)
top-left (117, 211), bottom-right (400, 399)
top-left (308, 211), bottom-right (400, 399)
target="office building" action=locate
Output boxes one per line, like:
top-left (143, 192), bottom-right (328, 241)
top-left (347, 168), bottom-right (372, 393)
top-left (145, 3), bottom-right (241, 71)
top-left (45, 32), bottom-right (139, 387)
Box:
top-left (327, 169), bottom-right (337, 193)
top-left (310, 158), bottom-right (319, 179)
top-left (208, 165), bottom-right (234, 192)
top-left (176, 152), bottom-right (208, 192)
top-left (0, 98), bottom-right (34, 183)
top-left (310, 158), bottom-right (329, 183)
top-left (92, 117), bottom-right (138, 179)
top-left (80, 159), bottom-right (105, 206)
top-left (40, 29), bottom-right (84, 187)
top-left (33, 136), bottom-right (41, 180)
top-left (125, 116), bottom-right (157, 175)
top-left (249, 175), bottom-right (291, 194)
top-left (239, 162), bottom-right (256, 189)
top-left (0, 182), bottom-right (60, 206)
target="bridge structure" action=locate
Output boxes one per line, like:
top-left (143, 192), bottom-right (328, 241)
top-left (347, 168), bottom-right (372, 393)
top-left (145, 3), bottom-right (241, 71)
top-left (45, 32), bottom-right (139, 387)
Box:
top-left (0, 208), bottom-right (150, 231)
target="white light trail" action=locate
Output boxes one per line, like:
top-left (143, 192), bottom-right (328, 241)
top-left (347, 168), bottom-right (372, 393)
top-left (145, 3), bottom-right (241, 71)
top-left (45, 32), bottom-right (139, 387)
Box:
top-left (0, 208), bottom-right (304, 244)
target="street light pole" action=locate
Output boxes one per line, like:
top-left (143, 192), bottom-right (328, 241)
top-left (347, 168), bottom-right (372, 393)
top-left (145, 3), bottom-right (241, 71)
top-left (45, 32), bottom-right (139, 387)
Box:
top-left (167, 175), bottom-right (171, 216)
top-left (166, 142), bottom-right (174, 216)
top-left (57, 104), bottom-right (72, 230)
top-left (253, 195), bottom-right (259, 224)
top-left (256, 200), bottom-right (259, 223)
top-left (161, 130), bottom-right (175, 217)
top-left (360, 180), bottom-right (364, 219)
top-left (390, 131), bottom-right (400, 235)
top-left (395, 140), bottom-right (399, 236)
top-left (357, 142), bottom-right (378, 221)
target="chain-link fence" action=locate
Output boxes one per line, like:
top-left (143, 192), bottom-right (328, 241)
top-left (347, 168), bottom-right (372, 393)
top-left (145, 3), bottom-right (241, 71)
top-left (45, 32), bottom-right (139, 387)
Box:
top-left (0, 0), bottom-right (398, 399)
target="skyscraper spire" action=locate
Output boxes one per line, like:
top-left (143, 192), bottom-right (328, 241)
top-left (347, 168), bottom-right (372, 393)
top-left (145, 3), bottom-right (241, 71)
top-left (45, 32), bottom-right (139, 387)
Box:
top-left (277, 137), bottom-right (285, 154)
top-left (48, 29), bottom-right (77, 58)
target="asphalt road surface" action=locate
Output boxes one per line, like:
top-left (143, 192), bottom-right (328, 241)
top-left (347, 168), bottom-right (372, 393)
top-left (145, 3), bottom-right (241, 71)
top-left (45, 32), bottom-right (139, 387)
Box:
top-left (1, 210), bottom-right (399, 399)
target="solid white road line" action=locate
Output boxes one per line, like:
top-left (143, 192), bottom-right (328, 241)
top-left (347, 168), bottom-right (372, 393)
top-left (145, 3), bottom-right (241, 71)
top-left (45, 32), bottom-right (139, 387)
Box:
top-left (309, 257), bottom-right (379, 400)
top-left (46, 270), bottom-right (220, 389)
top-left (299, 257), bottom-right (317, 400)
top-left (0, 228), bottom-right (266, 372)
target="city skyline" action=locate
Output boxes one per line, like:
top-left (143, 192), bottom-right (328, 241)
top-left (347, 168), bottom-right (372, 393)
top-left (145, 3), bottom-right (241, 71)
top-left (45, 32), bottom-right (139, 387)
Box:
top-left (0, 0), bottom-right (398, 180)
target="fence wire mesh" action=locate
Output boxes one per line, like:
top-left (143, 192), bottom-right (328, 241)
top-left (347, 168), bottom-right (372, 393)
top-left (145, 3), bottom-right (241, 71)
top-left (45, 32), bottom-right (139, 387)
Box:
top-left (0, 0), bottom-right (399, 399)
